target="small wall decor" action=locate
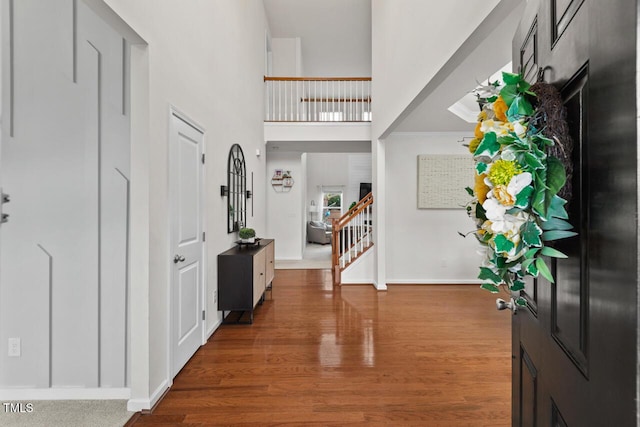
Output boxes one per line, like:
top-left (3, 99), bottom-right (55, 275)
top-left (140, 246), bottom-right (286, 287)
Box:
top-left (417, 155), bottom-right (474, 209)
top-left (226, 144), bottom-right (247, 233)
top-left (272, 169), bottom-right (294, 193)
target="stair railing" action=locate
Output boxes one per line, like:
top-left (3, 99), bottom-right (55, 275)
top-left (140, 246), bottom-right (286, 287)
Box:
top-left (331, 192), bottom-right (374, 286)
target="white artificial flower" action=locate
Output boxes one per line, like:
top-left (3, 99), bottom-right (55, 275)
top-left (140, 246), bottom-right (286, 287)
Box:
top-left (507, 172), bottom-right (532, 196)
top-left (513, 120), bottom-right (527, 138)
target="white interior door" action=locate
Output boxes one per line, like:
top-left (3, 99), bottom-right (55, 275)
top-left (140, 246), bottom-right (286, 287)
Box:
top-left (0, 0), bottom-right (130, 388)
top-left (170, 112), bottom-right (204, 377)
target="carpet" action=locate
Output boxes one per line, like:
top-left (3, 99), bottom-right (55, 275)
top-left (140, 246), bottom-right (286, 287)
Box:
top-left (0, 400), bottom-right (134, 427)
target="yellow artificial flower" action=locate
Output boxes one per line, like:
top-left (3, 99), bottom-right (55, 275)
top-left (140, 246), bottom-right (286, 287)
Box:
top-left (474, 122), bottom-right (484, 139)
top-left (492, 185), bottom-right (515, 207)
top-left (468, 137), bottom-right (481, 154)
top-left (474, 173), bottom-right (490, 204)
top-left (488, 159), bottom-right (522, 186)
top-left (493, 96), bottom-right (508, 122)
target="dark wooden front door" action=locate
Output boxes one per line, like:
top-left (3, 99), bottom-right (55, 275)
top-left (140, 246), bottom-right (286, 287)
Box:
top-left (511, 0), bottom-right (638, 425)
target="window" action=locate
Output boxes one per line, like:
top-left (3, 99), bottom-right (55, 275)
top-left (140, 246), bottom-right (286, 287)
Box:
top-left (321, 192), bottom-right (342, 224)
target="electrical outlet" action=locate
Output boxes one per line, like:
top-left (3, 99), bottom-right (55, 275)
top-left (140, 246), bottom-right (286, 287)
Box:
top-left (213, 290), bottom-right (218, 304)
top-left (8, 337), bottom-right (20, 357)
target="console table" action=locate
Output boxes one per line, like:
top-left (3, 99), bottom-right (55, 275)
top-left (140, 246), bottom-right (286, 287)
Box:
top-left (218, 239), bottom-right (274, 323)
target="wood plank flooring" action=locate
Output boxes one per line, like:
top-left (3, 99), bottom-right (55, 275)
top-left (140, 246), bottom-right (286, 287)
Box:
top-left (132, 270), bottom-right (511, 426)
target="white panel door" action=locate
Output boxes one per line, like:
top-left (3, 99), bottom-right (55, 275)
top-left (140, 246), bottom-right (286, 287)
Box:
top-left (0, 0), bottom-right (130, 388)
top-left (170, 112), bottom-right (204, 377)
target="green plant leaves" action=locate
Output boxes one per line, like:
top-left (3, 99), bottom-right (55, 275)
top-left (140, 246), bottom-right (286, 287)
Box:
top-left (532, 157), bottom-right (567, 219)
top-left (542, 230), bottom-right (578, 241)
top-left (493, 234), bottom-right (515, 254)
top-left (474, 132), bottom-right (500, 158)
top-left (541, 247), bottom-right (568, 258)
top-left (536, 257), bottom-right (554, 283)
top-left (478, 267), bottom-right (502, 284)
top-left (481, 283), bottom-right (501, 293)
top-left (522, 221), bottom-right (543, 247)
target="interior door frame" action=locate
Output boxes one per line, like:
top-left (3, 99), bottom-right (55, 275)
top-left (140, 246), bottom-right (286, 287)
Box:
top-left (167, 106), bottom-right (207, 383)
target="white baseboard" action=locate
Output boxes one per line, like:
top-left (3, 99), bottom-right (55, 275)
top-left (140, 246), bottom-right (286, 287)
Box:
top-left (207, 318), bottom-right (222, 340)
top-left (127, 379), bottom-right (169, 412)
top-left (0, 387), bottom-right (130, 401)
top-left (385, 279), bottom-right (481, 285)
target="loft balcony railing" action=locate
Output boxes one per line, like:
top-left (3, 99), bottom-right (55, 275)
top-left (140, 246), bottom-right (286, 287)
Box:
top-left (264, 76), bottom-right (371, 122)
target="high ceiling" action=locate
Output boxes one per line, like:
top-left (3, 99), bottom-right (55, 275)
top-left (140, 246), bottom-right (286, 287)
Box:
top-left (263, 0), bottom-right (522, 133)
top-left (263, 0), bottom-right (371, 77)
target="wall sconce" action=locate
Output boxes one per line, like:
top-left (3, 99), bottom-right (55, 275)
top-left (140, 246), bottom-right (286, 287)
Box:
top-left (246, 190), bottom-right (252, 199)
top-left (220, 185), bottom-right (228, 197)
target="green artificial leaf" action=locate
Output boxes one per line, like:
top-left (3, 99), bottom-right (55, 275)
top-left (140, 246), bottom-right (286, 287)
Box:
top-left (532, 158), bottom-right (567, 220)
top-left (507, 95), bottom-right (534, 121)
top-left (521, 221), bottom-right (543, 247)
top-left (534, 134), bottom-right (554, 147)
top-left (476, 162), bottom-right (488, 175)
top-left (486, 95), bottom-right (498, 103)
top-left (481, 283), bottom-right (501, 293)
top-left (548, 195), bottom-right (569, 220)
top-left (510, 280), bottom-right (525, 292)
top-left (500, 84), bottom-right (518, 106)
top-left (514, 186), bottom-right (534, 209)
top-left (478, 267), bottom-right (502, 284)
top-left (523, 152), bottom-right (545, 170)
top-left (536, 257), bottom-right (554, 283)
top-left (497, 134), bottom-right (517, 146)
top-left (474, 132), bottom-right (500, 158)
top-left (493, 234), bottom-right (515, 254)
top-left (545, 157), bottom-right (567, 200)
top-left (523, 258), bottom-right (538, 276)
top-left (532, 170), bottom-right (548, 218)
top-left (502, 72), bottom-right (521, 85)
top-left (542, 230), bottom-right (578, 241)
top-left (518, 79), bottom-right (531, 93)
top-left (540, 217), bottom-right (573, 231)
top-left (465, 186), bottom-right (474, 196)
top-left (524, 248), bottom-right (540, 259)
top-left (515, 297), bottom-right (528, 306)
top-left (475, 202), bottom-right (487, 221)
top-left (541, 246), bottom-right (568, 258)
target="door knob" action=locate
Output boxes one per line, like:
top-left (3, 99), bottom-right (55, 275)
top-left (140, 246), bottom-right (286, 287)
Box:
top-left (496, 297), bottom-right (518, 314)
top-left (173, 254), bottom-right (185, 264)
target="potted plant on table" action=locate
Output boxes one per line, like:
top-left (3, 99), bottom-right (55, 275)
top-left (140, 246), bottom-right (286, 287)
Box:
top-left (239, 227), bottom-right (256, 243)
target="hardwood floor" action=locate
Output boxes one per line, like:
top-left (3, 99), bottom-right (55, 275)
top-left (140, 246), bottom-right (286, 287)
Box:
top-left (132, 270), bottom-right (511, 426)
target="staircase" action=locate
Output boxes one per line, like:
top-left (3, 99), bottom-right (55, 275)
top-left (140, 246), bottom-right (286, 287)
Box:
top-left (331, 192), bottom-right (374, 286)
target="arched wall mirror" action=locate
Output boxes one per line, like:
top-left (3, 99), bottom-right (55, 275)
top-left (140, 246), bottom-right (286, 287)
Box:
top-left (227, 144), bottom-right (247, 233)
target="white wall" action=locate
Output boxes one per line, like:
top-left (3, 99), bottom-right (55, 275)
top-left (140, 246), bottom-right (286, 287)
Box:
top-left (271, 37), bottom-right (302, 76)
top-left (305, 153), bottom-right (372, 221)
top-left (100, 0), bottom-right (269, 409)
top-left (371, 0), bottom-right (500, 140)
top-left (266, 151), bottom-right (305, 259)
top-left (385, 133), bottom-right (480, 283)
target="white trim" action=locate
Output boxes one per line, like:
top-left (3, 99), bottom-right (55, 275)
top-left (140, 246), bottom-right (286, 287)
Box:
top-left (0, 388), bottom-right (130, 401)
top-left (385, 279), bottom-right (482, 285)
top-left (167, 107), bottom-right (206, 383)
top-left (207, 319), bottom-right (222, 340)
top-left (373, 281), bottom-right (387, 291)
top-left (127, 379), bottom-right (168, 412)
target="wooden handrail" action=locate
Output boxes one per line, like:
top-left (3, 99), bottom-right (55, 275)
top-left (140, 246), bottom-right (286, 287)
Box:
top-left (334, 192), bottom-right (373, 231)
top-left (331, 192), bottom-right (374, 286)
top-left (264, 76), bottom-right (372, 82)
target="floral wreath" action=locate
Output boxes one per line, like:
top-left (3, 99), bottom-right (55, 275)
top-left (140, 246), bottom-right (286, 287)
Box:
top-left (464, 72), bottom-right (576, 306)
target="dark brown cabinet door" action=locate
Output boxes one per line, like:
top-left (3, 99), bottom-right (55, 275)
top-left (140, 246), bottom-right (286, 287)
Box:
top-left (511, 1), bottom-right (638, 425)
